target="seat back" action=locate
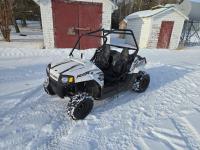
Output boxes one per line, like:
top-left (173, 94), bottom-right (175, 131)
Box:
top-left (94, 44), bottom-right (111, 70)
top-left (112, 48), bottom-right (129, 75)
top-left (121, 48), bottom-right (129, 62)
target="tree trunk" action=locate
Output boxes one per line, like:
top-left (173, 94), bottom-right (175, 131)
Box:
top-left (0, 0), bottom-right (12, 42)
top-left (21, 17), bottom-right (27, 27)
top-left (39, 15), bottom-right (42, 29)
top-left (12, 16), bottom-right (20, 33)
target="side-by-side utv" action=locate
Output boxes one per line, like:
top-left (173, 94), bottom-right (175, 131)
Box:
top-left (43, 29), bottom-right (150, 120)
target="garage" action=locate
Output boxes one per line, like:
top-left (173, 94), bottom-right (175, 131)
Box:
top-left (38, 0), bottom-right (116, 49)
top-left (52, 1), bottom-right (102, 49)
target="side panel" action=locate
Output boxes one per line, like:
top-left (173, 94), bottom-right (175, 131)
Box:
top-left (75, 68), bottom-right (104, 87)
top-left (157, 21), bottom-right (174, 49)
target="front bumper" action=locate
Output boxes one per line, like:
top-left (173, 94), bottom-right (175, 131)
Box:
top-left (48, 75), bottom-right (75, 98)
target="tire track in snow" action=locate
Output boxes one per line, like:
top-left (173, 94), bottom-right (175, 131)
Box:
top-left (37, 110), bottom-right (104, 149)
top-left (0, 86), bottom-right (50, 149)
top-left (59, 92), bottom-right (129, 150)
top-left (14, 98), bottom-right (68, 149)
top-left (36, 116), bottom-right (74, 149)
top-left (34, 97), bottom-right (74, 150)
top-left (36, 94), bottom-right (126, 150)
top-left (0, 85), bottom-right (43, 119)
top-left (49, 88), bottom-right (167, 150)
top-left (171, 116), bottom-right (200, 150)
top-left (147, 127), bottom-right (189, 150)
top-left (0, 88), bottom-right (69, 149)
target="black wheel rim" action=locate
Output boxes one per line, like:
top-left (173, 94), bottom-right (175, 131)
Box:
top-left (139, 76), bottom-right (150, 92)
top-left (73, 99), bottom-right (93, 120)
top-left (140, 79), bottom-right (147, 90)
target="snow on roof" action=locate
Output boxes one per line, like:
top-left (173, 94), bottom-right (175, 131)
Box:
top-left (37, 0), bottom-right (117, 10)
top-left (126, 7), bottom-right (167, 19)
top-left (126, 5), bottom-right (188, 20)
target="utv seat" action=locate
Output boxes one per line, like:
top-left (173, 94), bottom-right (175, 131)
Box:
top-left (104, 48), bottom-right (129, 83)
top-left (94, 44), bottom-right (111, 70)
top-left (111, 48), bottom-right (129, 76)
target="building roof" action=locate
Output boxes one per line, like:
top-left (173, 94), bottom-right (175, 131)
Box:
top-left (126, 5), bottom-right (188, 20)
top-left (35, 0), bottom-right (117, 10)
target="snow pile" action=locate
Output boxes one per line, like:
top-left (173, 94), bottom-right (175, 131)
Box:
top-left (0, 47), bottom-right (200, 150)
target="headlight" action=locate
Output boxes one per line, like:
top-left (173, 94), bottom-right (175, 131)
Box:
top-left (68, 76), bottom-right (75, 83)
top-left (46, 63), bottom-right (51, 74)
top-left (61, 76), bottom-right (75, 84)
top-left (61, 77), bottom-right (68, 83)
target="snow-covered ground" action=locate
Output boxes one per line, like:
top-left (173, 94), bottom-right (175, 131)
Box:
top-left (0, 21), bottom-right (43, 49)
top-left (1, 22), bottom-right (200, 150)
top-left (0, 46), bottom-right (200, 150)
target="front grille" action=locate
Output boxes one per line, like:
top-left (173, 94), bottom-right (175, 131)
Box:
top-left (49, 77), bottom-right (75, 98)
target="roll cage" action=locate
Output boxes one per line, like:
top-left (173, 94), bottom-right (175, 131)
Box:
top-left (69, 28), bottom-right (139, 58)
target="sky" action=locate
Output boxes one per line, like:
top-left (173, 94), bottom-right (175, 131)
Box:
top-left (191, 0), bottom-right (200, 2)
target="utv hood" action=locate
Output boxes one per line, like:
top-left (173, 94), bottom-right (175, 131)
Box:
top-left (49, 58), bottom-right (101, 80)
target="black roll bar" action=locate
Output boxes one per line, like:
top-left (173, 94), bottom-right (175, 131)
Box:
top-left (69, 28), bottom-right (139, 57)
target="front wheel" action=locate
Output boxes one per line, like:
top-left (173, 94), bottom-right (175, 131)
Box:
top-left (132, 71), bottom-right (150, 93)
top-left (67, 93), bottom-right (94, 120)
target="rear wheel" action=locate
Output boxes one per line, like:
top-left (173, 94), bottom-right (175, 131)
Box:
top-left (43, 78), bottom-right (55, 95)
top-left (67, 93), bottom-right (94, 120)
top-left (132, 71), bottom-right (150, 93)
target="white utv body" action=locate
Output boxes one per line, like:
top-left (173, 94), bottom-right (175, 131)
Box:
top-left (49, 58), bottom-right (104, 88)
top-left (44, 29), bottom-right (150, 120)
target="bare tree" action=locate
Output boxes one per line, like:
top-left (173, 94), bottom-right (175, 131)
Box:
top-left (0, 0), bottom-right (12, 42)
top-left (12, 0), bottom-right (20, 33)
top-left (13, 0), bottom-right (41, 26)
